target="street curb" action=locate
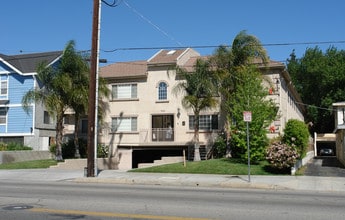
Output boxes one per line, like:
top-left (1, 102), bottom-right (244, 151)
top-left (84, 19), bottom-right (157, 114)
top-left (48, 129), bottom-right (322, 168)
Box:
top-left (73, 176), bottom-right (289, 191)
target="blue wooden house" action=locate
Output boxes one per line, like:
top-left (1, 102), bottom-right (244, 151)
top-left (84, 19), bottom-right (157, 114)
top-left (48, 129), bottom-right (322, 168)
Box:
top-left (0, 51), bottom-right (62, 150)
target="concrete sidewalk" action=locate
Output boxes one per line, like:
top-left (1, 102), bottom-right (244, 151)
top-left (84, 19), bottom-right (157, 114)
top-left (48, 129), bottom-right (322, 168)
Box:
top-left (0, 169), bottom-right (344, 192)
top-left (79, 170), bottom-right (345, 192)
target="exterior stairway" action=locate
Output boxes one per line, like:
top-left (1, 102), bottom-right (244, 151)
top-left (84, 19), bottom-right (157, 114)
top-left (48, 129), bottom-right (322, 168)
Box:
top-left (50, 158), bottom-right (119, 170)
top-left (137, 156), bottom-right (184, 169)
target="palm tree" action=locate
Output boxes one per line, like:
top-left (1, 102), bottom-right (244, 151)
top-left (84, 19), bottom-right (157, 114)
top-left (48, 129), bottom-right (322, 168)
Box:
top-left (22, 57), bottom-right (70, 161)
top-left (61, 41), bottom-right (90, 158)
top-left (62, 41), bottom-right (110, 158)
top-left (211, 30), bottom-right (269, 158)
top-left (174, 58), bottom-right (219, 161)
top-left (22, 41), bottom-right (90, 160)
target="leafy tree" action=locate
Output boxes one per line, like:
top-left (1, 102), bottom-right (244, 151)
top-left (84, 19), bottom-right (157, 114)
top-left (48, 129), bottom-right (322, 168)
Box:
top-left (226, 66), bottom-right (277, 162)
top-left (174, 58), bottom-right (220, 161)
top-left (282, 119), bottom-right (310, 158)
top-left (211, 30), bottom-right (275, 160)
top-left (287, 46), bottom-right (345, 133)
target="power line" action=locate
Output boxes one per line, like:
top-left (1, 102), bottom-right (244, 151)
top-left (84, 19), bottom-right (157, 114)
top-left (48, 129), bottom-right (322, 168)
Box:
top-left (3, 40), bottom-right (345, 57)
top-left (101, 40), bottom-right (345, 53)
top-left (122, 0), bottom-right (183, 47)
top-left (101, 0), bottom-right (122, 7)
top-left (295, 102), bottom-right (336, 112)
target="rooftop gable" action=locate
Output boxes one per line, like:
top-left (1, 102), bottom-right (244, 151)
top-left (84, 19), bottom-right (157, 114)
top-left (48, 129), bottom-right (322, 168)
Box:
top-left (100, 48), bottom-right (201, 79)
top-left (148, 48), bottom-right (200, 66)
top-left (0, 51), bottom-right (62, 75)
top-left (99, 60), bottom-right (147, 79)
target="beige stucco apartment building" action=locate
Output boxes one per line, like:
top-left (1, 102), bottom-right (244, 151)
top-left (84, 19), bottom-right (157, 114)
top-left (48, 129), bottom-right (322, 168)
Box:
top-left (98, 48), bottom-right (305, 170)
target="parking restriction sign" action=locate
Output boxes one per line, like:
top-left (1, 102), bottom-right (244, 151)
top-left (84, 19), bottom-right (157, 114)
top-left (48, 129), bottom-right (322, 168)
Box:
top-left (243, 111), bottom-right (252, 122)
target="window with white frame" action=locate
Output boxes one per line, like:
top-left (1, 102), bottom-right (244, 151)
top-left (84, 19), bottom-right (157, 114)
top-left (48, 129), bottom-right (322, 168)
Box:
top-left (0, 107), bottom-right (7, 124)
top-left (112, 84), bottom-right (137, 100)
top-left (111, 116), bottom-right (137, 132)
top-left (158, 82), bottom-right (167, 100)
top-left (189, 114), bottom-right (218, 131)
top-left (0, 77), bottom-right (8, 96)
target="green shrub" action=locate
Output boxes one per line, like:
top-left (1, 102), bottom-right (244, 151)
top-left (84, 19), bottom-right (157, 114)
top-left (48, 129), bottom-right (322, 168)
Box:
top-left (49, 144), bottom-right (56, 155)
top-left (60, 139), bottom-right (86, 159)
top-left (97, 144), bottom-right (109, 158)
top-left (49, 139), bottom-right (87, 159)
top-left (49, 139), bottom-right (109, 159)
top-left (0, 142), bottom-right (32, 151)
top-left (230, 129), bottom-right (268, 163)
top-left (6, 142), bottom-right (32, 151)
top-left (282, 119), bottom-right (309, 158)
top-left (212, 136), bottom-right (227, 158)
top-left (0, 142), bottom-right (7, 151)
top-left (266, 141), bottom-right (299, 170)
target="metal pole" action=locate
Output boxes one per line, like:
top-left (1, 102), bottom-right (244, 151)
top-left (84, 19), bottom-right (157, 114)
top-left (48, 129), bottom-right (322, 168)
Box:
top-left (87, 0), bottom-right (100, 177)
top-left (247, 121), bottom-right (251, 182)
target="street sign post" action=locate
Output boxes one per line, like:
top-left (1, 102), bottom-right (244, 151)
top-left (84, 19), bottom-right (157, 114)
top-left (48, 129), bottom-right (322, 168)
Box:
top-left (243, 111), bottom-right (251, 182)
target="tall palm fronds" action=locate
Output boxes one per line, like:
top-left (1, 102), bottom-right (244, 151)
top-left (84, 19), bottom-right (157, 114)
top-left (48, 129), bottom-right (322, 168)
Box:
top-left (174, 58), bottom-right (220, 161)
top-left (210, 30), bottom-right (269, 158)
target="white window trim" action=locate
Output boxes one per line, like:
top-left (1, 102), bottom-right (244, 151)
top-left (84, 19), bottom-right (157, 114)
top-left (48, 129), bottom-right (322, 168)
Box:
top-left (156, 81), bottom-right (169, 101)
top-left (112, 83), bottom-right (138, 100)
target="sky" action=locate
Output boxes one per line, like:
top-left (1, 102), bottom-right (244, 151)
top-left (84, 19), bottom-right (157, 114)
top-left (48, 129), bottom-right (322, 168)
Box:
top-left (1, 0), bottom-right (345, 65)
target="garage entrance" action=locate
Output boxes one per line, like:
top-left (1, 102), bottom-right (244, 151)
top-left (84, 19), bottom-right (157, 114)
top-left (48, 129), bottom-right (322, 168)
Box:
top-left (314, 133), bottom-right (336, 156)
top-left (132, 148), bottom-right (184, 168)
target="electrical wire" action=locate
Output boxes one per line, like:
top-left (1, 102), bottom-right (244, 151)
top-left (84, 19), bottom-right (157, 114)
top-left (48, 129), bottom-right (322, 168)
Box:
top-left (122, 0), bottom-right (183, 47)
top-left (101, 40), bottom-right (345, 53)
top-left (101, 0), bottom-right (122, 7)
top-left (295, 102), bottom-right (336, 112)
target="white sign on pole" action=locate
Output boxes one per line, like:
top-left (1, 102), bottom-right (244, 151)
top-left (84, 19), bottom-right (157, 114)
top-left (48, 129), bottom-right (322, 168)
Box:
top-left (243, 111), bottom-right (252, 122)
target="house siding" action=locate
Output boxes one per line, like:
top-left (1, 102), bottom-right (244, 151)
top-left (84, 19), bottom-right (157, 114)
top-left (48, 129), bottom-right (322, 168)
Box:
top-left (0, 51), bottom-right (62, 150)
top-left (7, 106), bottom-right (33, 133)
top-left (9, 74), bottom-right (34, 103)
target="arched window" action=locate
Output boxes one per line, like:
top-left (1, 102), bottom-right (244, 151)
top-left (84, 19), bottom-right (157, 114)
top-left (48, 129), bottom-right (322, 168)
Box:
top-left (158, 82), bottom-right (167, 100)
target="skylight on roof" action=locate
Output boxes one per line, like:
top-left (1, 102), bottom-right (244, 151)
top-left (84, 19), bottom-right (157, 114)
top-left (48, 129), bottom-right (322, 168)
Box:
top-left (167, 50), bottom-right (176, 55)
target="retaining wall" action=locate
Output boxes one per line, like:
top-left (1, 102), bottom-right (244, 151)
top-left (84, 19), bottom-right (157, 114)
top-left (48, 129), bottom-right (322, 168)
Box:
top-left (0, 151), bottom-right (53, 164)
top-left (291, 151), bottom-right (315, 175)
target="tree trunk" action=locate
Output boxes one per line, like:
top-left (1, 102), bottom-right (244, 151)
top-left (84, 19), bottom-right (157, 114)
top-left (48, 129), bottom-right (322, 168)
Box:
top-left (55, 112), bottom-right (64, 161)
top-left (193, 112), bottom-right (201, 161)
top-left (194, 142), bottom-right (201, 161)
top-left (74, 114), bottom-right (81, 158)
top-left (225, 120), bottom-right (232, 158)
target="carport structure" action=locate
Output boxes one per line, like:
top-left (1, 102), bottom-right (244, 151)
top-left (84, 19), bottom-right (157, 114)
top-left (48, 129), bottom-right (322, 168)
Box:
top-left (313, 133), bottom-right (336, 157)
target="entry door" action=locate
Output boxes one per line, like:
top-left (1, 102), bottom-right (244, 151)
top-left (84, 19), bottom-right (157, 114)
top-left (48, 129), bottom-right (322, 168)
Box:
top-left (152, 115), bottom-right (174, 141)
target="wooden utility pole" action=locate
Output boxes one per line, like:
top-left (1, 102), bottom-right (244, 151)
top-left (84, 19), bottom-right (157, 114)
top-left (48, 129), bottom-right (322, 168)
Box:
top-left (87, 0), bottom-right (101, 177)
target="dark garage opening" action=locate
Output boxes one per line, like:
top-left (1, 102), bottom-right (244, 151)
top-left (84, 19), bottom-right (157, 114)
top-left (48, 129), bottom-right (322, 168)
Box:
top-left (132, 149), bottom-right (184, 168)
top-left (317, 142), bottom-right (336, 156)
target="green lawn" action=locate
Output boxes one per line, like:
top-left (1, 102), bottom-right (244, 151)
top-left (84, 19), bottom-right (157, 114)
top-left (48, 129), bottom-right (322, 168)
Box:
top-left (0, 159), bottom-right (57, 169)
top-left (130, 158), bottom-right (293, 175)
top-left (0, 158), bottom-right (301, 175)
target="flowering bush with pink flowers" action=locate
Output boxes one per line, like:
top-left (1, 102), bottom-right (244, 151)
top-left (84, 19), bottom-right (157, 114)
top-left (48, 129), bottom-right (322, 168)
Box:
top-left (266, 141), bottom-right (299, 170)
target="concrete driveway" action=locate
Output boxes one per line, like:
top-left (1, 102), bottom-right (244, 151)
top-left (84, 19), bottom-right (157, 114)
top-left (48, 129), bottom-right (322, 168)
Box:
top-left (304, 156), bottom-right (345, 177)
